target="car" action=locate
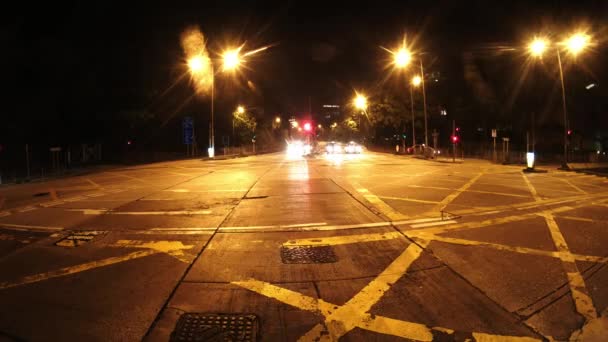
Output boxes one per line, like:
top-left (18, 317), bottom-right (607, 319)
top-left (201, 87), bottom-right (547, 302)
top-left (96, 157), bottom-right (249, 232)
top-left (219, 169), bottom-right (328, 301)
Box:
top-left (326, 141), bottom-right (342, 154)
top-left (344, 141), bottom-right (363, 154)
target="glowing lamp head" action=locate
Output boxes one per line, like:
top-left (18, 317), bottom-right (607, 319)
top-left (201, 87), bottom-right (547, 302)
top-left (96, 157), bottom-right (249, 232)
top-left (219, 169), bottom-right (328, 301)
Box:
top-left (394, 48), bottom-right (412, 68)
top-left (303, 122), bottom-right (312, 132)
top-left (222, 49), bottom-right (241, 70)
top-left (237, 106), bottom-right (245, 114)
top-left (354, 94), bottom-right (367, 110)
top-left (529, 38), bottom-right (548, 57)
top-left (188, 56), bottom-right (205, 73)
top-left (411, 75), bottom-right (422, 87)
top-left (564, 33), bottom-right (590, 55)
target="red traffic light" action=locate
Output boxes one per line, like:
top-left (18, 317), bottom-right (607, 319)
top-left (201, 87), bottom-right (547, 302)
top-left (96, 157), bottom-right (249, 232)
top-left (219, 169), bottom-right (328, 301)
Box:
top-left (451, 135), bottom-right (459, 143)
top-left (303, 122), bottom-right (312, 132)
top-left (455, 127), bottom-right (460, 132)
top-left (567, 129), bottom-right (572, 135)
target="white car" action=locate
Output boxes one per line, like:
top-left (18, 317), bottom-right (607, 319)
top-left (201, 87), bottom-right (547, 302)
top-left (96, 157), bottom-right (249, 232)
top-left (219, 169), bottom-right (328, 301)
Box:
top-left (344, 141), bottom-right (362, 154)
top-left (326, 142), bottom-right (342, 154)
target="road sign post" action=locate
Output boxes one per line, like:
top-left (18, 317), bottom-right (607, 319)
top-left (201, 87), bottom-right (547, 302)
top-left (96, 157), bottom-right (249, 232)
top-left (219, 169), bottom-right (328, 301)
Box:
top-left (182, 117), bottom-right (194, 156)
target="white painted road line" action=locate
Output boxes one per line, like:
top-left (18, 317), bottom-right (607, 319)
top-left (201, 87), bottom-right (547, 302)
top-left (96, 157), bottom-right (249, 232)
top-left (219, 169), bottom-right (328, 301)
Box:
top-left (410, 220), bottom-right (457, 228)
top-left (67, 209), bottom-right (212, 215)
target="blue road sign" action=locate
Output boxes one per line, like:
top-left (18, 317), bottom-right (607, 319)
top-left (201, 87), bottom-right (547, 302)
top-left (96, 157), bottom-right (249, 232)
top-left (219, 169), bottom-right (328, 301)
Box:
top-left (183, 117), bottom-right (193, 145)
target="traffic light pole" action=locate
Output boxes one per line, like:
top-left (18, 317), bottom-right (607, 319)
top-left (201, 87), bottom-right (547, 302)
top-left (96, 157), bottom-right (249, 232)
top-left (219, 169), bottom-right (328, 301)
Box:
top-left (452, 120), bottom-right (456, 163)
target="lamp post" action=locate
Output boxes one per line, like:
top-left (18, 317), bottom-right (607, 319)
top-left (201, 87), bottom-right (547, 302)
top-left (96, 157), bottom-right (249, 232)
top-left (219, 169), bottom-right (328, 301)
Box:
top-left (528, 33), bottom-right (591, 168)
top-left (188, 48), bottom-right (242, 158)
top-left (411, 75), bottom-right (422, 147)
top-left (354, 93), bottom-right (368, 141)
top-left (390, 46), bottom-right (429, 147)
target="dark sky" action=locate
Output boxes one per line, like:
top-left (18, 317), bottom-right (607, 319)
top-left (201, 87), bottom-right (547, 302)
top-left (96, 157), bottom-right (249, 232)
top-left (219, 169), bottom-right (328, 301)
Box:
top-left (2, 0), bottom-right (607, 148)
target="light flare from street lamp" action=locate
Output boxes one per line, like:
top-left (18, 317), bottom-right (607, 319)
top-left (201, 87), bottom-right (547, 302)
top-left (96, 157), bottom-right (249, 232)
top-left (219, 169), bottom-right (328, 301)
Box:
top-left (529, 37), bottom-right (548, 57)
top-left (563, 33), bottom-right (590, 55)
top-left (354, 93), bottom-right (368, 110)
top-left (275, 117), bottom-right (281, 123)
top-left (237, 106), bottom-right (245, 114)
top-left (182, 26), bottom-right (213, 93)
top-left (394, 48), bottom-right (412, 68)
top-left (411, 75), bottom-right (422, 87)
top-left (223, 48), bottom-right (242, 71)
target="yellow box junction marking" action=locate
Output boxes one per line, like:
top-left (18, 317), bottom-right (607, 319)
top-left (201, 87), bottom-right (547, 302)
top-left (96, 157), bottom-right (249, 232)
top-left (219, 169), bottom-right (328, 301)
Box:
top-left (558, 177), bottom-right (587, 194)
top-left (433, 172), bottom-right (484, 212)
top-left (0, 240), bottom-right (194, 291)
top-left (234, 241), bottom-right (540, 341)
top-left (522, 173), bottom-right (542, 202)
top-left (351, 181), bottom-right (407, 221)
top-left (541, 213), bottom-right (598, 321)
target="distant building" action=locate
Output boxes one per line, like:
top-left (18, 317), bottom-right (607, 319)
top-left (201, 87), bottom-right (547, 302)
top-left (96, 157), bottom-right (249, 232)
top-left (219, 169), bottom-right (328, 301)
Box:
top-left (321, 104), bottom-right (340, 125)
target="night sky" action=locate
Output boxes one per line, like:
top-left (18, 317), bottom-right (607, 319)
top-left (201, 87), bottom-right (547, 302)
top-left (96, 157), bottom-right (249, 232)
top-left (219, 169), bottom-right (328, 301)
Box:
top-left (2, 0), bottom-right (607, 156)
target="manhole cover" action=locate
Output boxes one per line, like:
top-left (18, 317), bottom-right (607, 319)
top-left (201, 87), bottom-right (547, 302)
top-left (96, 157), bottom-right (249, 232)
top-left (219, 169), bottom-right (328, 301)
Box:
top-left (55, 231), bottom-right (107, 247)
top-left (170, 313), bottom-right (258, 342)
top-left (280, 245), bottom-right (338, 264)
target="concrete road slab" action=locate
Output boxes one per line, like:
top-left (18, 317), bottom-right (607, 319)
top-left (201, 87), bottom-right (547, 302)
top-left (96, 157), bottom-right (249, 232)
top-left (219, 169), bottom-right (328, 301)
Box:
top-left (440, 216), bottom-right (557, 251)
top-left (221, 193), bottom-right (380, 227)
top-left (426, 241), bottom-right (567, 313)
top-left (185, 228), bottom-right (437, 283)
top-left (369, 266), bottom-right (537, 338)
top-left (146, 282), bottom-right (320, 342)
top-left (0, 252), bottom-right (191, 341)
top-left (525, 293), bottom-right (585, 341)
top-left (557, 218), bottom-right (608, 257)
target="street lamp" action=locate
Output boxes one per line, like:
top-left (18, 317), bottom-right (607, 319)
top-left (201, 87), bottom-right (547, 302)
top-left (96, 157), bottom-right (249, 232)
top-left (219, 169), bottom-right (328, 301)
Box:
top-left (275, 117), bottom-right (281, 123)
top-left (528, 32), bottom-right (592, 168)
top-left (390, 46), bottom-right (429, 147)
top-left (188, 47), bottom-right (243, 158)
top-left (353, 93), bottom-right (368, 139)
top-left (354, 94), bottom-right (368, 111)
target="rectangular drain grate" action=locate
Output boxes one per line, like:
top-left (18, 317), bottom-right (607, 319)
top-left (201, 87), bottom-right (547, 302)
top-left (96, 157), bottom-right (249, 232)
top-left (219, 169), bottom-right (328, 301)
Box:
top-left (280, 245), bottom-right (338, 264)
top-left (170, 313), bottom-right (258, 342)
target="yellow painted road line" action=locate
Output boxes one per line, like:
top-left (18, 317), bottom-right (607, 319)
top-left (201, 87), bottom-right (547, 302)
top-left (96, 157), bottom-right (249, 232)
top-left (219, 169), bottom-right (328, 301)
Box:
top-left (541, 213), bottom-right (597, 321)
top-left (378, 196), bottom-right (439, 204)
top-left (105, 172), bottom-right (152, 185)
top-left (411, 232), bottom-right (607, 264)
top-left (166, 171), bottom-right (194, 177)
top-left (67, 209), bottom-right (212, 215)
top-left (557, 216), bottom-right (594, 223)
top-left (558, 178), bottom-right (587, 194)
top-left (220, 222), bottom-right (327, 231)
top-left (434, 172), bottom-right (484, 212)
top-left (0, 223), bottom-right (63, 232)
top-left (234, 244), bottom-right (540, 341)
top-left (472, 332), bottom-right (540, 342)
top-left (305, 242), bottom-right (429, 340)
top-left (413, 200), bottom-right (586, 236)
top-left (164, 189), bottom-right (249, 193)
top-left (283, 231), bottom-right (403, 247)
top-left (522, 173), bottom-right (542, 202)
top-left (85, 178), bottom-right (102, 189)
top-left (0, 250), bottom-right (156, 291)
top-left (353, 182), bottom-right (407, 221)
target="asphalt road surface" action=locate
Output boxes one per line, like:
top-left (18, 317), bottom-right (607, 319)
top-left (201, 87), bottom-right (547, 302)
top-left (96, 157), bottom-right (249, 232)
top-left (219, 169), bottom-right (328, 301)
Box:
top-left (0, 152), bottom-right (607, 341)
